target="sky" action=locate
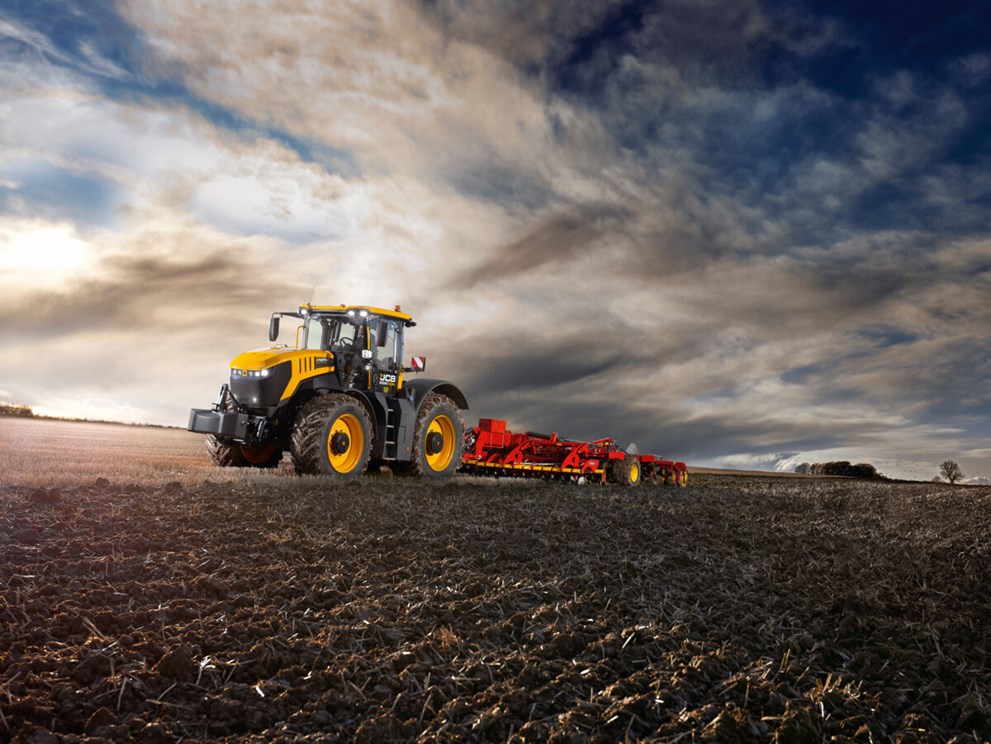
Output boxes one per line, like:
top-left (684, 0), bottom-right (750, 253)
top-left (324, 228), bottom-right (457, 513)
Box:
top-left (1, 0), bottom-right (989, 482)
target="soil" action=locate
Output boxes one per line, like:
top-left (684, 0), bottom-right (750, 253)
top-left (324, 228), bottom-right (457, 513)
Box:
top-left (2, 465), bottom-right (991, 741)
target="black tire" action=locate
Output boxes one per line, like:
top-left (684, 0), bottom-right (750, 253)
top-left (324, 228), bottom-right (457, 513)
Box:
top-left (608, 455), bottom-right (642, 487)
top-left (410, 394), bottom-right (465, 478)
top-left (206, 436), bottom-right (283, 468)
top-left (206, 435), bottom-right (249, 467)
top-left (290, 394), bottom-right (373, 478)
top-left (241, 444), bottom-right (284, 468)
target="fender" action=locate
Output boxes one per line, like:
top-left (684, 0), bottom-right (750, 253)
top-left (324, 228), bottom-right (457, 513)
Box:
top-left (402, 378), bottom-right (469, 412)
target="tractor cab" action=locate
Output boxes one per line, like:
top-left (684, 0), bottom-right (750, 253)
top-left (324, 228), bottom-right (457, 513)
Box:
top-left (272, 305), bottom-right (416, 396)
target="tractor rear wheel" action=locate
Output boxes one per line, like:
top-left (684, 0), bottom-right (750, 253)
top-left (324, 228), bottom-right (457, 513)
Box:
top-left (608, 455), bottom-right (642, 487)
top-left (291, 394), bottom-right (373, 478)
top-left (410, 394), bottom-right (465, 478)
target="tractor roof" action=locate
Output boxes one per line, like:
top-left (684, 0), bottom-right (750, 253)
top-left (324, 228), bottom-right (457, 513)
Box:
top-left (301, 304), bottom-right (413, 323)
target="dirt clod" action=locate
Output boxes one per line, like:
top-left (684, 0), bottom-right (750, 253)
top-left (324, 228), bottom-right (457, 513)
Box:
top-left (28, 487), bottom-right (60, 505)
top-left (154, 645), bottom-right (194, 680)
top-left (84, 706), bottom-right (118, 734)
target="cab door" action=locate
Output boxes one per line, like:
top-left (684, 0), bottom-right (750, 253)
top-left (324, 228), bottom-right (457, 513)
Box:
top-left (369, 319), bottom-right (403, 395)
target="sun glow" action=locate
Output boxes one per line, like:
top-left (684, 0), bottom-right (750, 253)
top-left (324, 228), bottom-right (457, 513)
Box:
top-left (0, 221), bottom-right (96, 287)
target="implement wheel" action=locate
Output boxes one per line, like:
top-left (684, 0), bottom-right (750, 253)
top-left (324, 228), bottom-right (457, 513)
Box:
top-left (291, 394), bottom-right (373, 478)
top-left (608, 455), bottom-right (642, 487)
top-left (411, 394), bottom-right (465, 478)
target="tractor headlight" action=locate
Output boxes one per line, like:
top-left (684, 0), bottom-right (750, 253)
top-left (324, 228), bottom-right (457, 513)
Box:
top-left (232, 368), bottom-right (271, 378)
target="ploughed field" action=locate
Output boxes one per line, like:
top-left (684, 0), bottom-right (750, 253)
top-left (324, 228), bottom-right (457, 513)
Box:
top-left (1, 419), bottom-right (990, 742)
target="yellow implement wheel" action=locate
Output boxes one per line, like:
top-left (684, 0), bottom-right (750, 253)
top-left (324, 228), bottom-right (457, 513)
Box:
top-left (412, 393), bottom-right (465, 478)
top-left (608, 455), bottom-right (641, 487)
top-left (326, 413), bottom-right (365, 474)
top-left (679, 469), bottom-right (689, 487)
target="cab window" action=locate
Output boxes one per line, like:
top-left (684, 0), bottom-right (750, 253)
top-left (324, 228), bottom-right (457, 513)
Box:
top-left (304, 317), bottom-right (359, 350)
top-left (373, 320), bottom-right (398, 367)
top-left (304, 319), bottom-right (326, 349)
top-left (334, 320), bottom-right (360, 348)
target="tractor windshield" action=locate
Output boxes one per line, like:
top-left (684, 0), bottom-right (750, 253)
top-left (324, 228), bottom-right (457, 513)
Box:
top-left (303, 315), bottom-right (364, 351)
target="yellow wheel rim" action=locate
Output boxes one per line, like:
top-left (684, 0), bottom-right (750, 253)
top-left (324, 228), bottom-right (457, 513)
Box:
top-left (326, 413), bottom-right (364, 473)
top-left (630, 462), bottom-right (640, 484)
top-left (425, 414), bottom-right (457, 472)
top-left (680, 470), bottom-right (688, 487)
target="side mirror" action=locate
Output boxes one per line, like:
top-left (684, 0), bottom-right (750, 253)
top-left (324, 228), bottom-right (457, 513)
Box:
top-left (268, 316), bottom-right (280, 342)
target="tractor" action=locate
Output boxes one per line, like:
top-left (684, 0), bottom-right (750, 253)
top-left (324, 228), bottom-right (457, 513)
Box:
top-left (188, 304), bottom-right (468, 478)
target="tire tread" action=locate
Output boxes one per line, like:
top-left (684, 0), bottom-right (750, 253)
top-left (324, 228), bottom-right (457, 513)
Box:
top-left (206, 435), bottom-right (248, 468)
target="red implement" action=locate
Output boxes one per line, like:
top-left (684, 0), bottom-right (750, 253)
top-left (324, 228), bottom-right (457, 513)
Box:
top-left (460, 418), bottom-right (688, 487)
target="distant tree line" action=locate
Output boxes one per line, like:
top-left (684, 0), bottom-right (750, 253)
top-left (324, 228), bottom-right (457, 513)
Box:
top-left (794, 461), bottom-right (884, 479)
top-left (0, 403), bottom-right (175, 429)
top-left (0, 403), bottom-right (34, 417)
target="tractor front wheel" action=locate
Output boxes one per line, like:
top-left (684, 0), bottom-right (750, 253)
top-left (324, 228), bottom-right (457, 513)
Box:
top-left (206, 435), bottom-right (248, 467)
top-left (411, 394), bottom-right (465, 478)
top-left (291, 395), bottom-right (373, 478)
top-left (206, 436), bottom-right (283, 469)
top-left (240, 443), bottom-right (284, 468)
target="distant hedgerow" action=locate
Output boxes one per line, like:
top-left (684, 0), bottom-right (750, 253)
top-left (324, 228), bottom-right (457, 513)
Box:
top-left (810, 461), bottom-right (885, 479)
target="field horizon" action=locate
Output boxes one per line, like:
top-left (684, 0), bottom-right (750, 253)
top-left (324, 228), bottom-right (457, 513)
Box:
top-left (1, 415), bottom-right (950, 485)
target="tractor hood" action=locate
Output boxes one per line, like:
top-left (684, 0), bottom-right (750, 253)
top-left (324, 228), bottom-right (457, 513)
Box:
top-left (229, 347), bottom-right (336, 408)
top-left (230, 347), bottom-right (332, 372)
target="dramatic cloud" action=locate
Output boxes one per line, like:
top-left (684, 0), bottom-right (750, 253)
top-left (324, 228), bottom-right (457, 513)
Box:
top-left (1, 1), bottom-right (989, 480)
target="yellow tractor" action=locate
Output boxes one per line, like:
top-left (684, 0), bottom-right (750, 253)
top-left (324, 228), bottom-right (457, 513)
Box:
top-left (188, 304), bottom-right (468, 478)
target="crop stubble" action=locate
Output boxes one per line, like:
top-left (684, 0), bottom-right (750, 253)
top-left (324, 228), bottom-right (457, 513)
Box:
top-left (1, 421), bottom-right (990, 741)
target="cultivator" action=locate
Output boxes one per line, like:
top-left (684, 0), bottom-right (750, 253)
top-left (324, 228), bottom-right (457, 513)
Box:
top-left (460, 419), bottom-right (688, 487)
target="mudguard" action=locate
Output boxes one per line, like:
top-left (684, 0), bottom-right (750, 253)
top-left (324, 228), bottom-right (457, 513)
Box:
top-left (402, 378), bottom-right (469, 412)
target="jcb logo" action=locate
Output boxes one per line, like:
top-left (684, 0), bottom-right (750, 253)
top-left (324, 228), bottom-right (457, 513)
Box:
top-left (378, 373), bottom-right (397, 384)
